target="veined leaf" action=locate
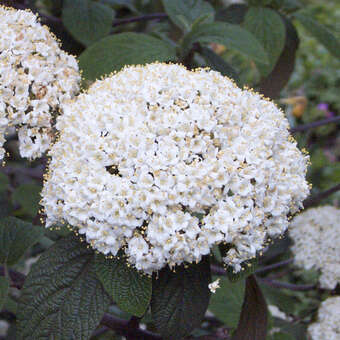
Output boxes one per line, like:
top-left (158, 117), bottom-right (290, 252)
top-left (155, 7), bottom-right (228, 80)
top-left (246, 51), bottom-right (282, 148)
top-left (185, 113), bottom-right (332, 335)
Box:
top-left (17, 234), bottom-right (110, 340)
top-left (151, 257), bottom-right (211, 340)
top-left (182, 21), bottom-right (269, 64)
top-left (62, 0), bottom-right (115, 46)
top-left (95, 253), bottom-right (151, 317)
top-left (162, 0), bottom-right (215, 31)
top-left (244, 7), bottom-right (286, 76)
top-left (79, 32), bottom-right (177, 80)
top-left (0, 217), bottom-right (43, 265)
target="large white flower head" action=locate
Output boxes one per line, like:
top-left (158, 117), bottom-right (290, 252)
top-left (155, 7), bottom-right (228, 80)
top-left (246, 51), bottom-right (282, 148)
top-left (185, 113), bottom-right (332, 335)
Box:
top-left (308, 296), bottom-right (340, 340)
top-left (290, 206), bottom-right (340, 289)
top-left (41, 63), bottom-right (310, 274)
top-left (0, 6), bottom-right (80, 160)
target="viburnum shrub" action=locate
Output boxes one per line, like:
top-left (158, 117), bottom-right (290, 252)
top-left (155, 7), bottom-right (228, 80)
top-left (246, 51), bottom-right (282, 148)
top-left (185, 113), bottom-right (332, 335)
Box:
top-left (0, 1), bottom-right (339, 340)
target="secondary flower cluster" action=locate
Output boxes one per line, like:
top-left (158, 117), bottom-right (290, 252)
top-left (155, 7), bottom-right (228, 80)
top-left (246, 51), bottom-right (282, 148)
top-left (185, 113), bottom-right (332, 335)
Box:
top-left (0, 6), bottom-right (80, 160)
top-left (290, 206), bottom-right (340, 289)
top-left (308, 296), bottom-right (340, 340)
top-left (41, 63), bottom-right (310, 274)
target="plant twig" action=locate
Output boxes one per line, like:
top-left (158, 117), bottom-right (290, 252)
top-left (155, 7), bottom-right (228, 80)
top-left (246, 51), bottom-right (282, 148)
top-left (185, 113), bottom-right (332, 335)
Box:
top-left (291, 115), bottom-right (340, 133)
top-left (303, 183), bottom-right (340, 209)
top-left (210, 264), bottom-right (226, 276)
top-left (255, 259), bottom-right (294, 275)
top-left (257, 277), bottom-right (316, 291)
top-left (101, 314), bottom-right (162, 340)
top-left (112, 13), bottom-right (168, 27)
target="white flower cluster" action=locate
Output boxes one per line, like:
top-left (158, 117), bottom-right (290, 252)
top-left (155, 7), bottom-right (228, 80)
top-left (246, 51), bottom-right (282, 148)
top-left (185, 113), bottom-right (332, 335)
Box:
top-left (290, 206), bottom-right (340, 289)
top-left (0, 6), bottom-right (80, 160)
top-left (308, 296), bottom-right (340, 340)
top-left (41, 63), bottom-right (310, 274)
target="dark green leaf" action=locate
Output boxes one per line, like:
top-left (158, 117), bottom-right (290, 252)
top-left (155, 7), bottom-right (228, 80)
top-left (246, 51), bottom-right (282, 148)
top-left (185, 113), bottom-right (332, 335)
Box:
top-left (259, 16), bottom-right (299, 98)
top-left (199, 46), bottom-right (238, 80)
top-left (0, 277), bottom-right (9, 310)
top-left (79, 32), bottom-right (177, 80)
top-left (95, 253), bottom-right (151, 317)
top-left (232, 275), bottom-right (268, 340)
top-left (162, 0), bottom-right (215, 31)
top-left (272, 332), bottom-right (296, 340)
top-left (260, 283), bottom-right (299, 314)
top-left (0, 217), bottom-right (43, 265)
top-left (62, 0), bottom-right (115, 46)
top-left (294, 12), bottom-right (340, 59)
top-left (151, 257), bottom-right (211, 340)
top-left (209, 277), bottom-right (245, 328)
top-left (17, 234), bottom-right (110, 340)
top-left (244, 7), bottom-right (286, 76)
top-left (12, 182), bottom-right (41, 217)
top-left (182, 21), bottom-right (269, 64)
top-left (216, 4), bottom-right (248, 24)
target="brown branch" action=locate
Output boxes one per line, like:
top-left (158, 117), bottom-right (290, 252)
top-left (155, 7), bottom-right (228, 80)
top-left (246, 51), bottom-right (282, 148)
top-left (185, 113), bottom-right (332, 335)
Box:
top-left (112, 13), bottom-right (168, 27)
top-left (211, 264), bottom-right (226, 276)
top-left (291, 115), bottom-right (340, 133)
top-left (7, 2), bottom-right (168, 28)
top-left (100, 314), bottom-right (162, 340)
top-left (303, 183), bottom-right (340, 209)
top-left (255, 259), bottom-right (294, 275)
top-left (257, 277), bottom-right (316, 291)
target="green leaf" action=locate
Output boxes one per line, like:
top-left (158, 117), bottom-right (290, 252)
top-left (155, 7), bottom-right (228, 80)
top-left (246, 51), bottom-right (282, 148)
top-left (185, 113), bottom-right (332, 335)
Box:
top-left (272, 333), bottom-right (295, 340)
top-left (12, 182), bottom-right (41, 217)
top-left (79, 32), bottom-right (177, 80)
top-left (199, 46), bottom-right (238, 80)
top-left (182, 21), bottom-right (269, 64)
top-left (162, 0), bottom-right (215, 31)
top-left (0, 277), bottom-right (9, 310)
top-left (209, 277), bottom-right (245, 328)
top-left (62, 0), bottom-right (115, 46)
top-left (294, 12), bottom-right (340, 59)
top-left (95, 253), bottom-right (151, 317)
top-left (259, 16), bottom-right (299, 98)
top-left (17, 234), bottom-right (110, 340)
top-left (151, 257), bottom-right (211, 340)
top-left (260, 283), bottom-right (299, 315)
top-left (232, 275), bottom-right (268, 340)
top-left (0, 217), bottom-right (43, 265)
top-left (243, 7), bottom-right (286, 76)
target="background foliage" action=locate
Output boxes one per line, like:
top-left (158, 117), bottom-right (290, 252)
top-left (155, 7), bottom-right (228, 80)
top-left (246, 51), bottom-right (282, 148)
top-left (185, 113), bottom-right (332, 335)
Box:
top-left (0, 0), bottom-right (339, 339)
